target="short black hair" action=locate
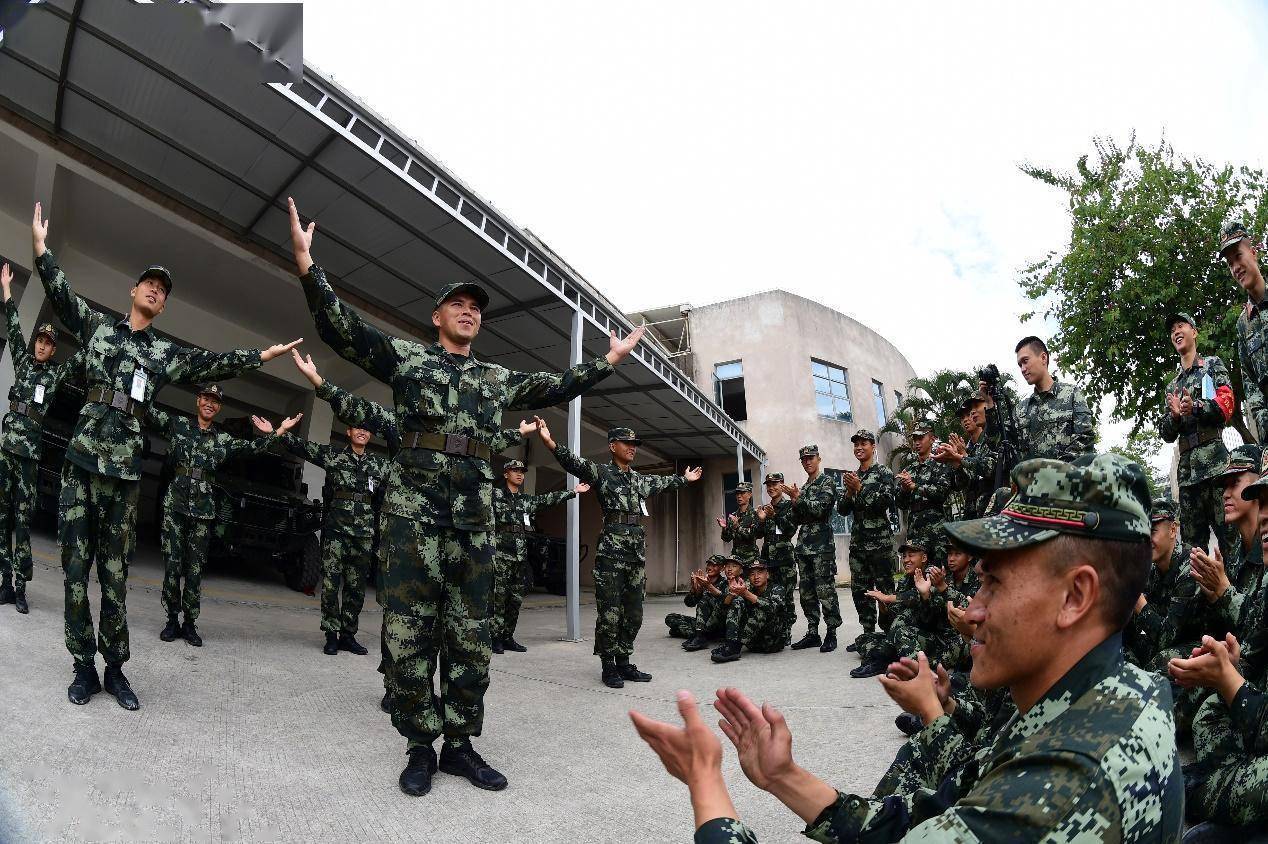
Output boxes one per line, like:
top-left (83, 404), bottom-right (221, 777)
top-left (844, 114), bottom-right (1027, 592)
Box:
top-left (1015, 335), bottom-right (1049, 356)
top-left (1042, 535), bottom-right (1150, 630)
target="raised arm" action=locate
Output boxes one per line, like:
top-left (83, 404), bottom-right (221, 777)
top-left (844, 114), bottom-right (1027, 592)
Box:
top-left (503, 325), bottom-right (650, 411)
top-left (143, 405), bottom-right (177, 439)
top-left (489, 427), bottom-right (524, 454)
top-left (1, 266), bottom-right (30, 374)
top-left (32, 204), bottom-right (105, 344)
top-left (277, 432), bottom-right (331, 467)
top-left (532, 416), bottom-right (601, 485)
top-left (527, 489), bottom-right (577, 513)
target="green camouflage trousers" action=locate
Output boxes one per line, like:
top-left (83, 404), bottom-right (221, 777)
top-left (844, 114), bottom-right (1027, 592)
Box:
top-left (859, 618), bottom-right (945, 665)
top-left (724, 597), bottom-right (784, 653)
top-left (379, 516), bottom-right (494, 748)
top-left (59, 462), bottom-right (138, 668)
top-left (797, 549), bottom-right (841, 632)
top-left (849, 546), bottom-right (895, 635)
top-left (1180, 479), bottom-right (1230, 558)
top-left (768, 563), bottom-right (797, 637)
top-left (490, 550), bottom-right (526, 642)
top-left (665, 595), bottom-right (724, 639)
top-left (321, 530), bottom-right (372, 635)
top-left (0, 450), bottom-right (37, 584)
top-left (160, 509), bottom-right (210, 621)
top-left (593, 556), bottom-right (645, 659)
top-left (1191, 693), bottom-right (1268, 826)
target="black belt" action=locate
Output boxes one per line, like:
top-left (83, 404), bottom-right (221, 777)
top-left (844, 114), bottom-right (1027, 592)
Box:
top-left (333, 489), bottom-right (370, 503)
top-left (604, 512), bottom-right (642, 526)
top-left (499, 523), bottom-right (527, 535)
top-left (400, 431), bottom-right (491, 462)
top-left (8, 400), bottom-right (44, 422)
top-left (175, 466), bottom-right (214, 482)
top-left (1179, 429), bottom-right (1221, 454)
top-left (86, 387), bottom-right (146, 419)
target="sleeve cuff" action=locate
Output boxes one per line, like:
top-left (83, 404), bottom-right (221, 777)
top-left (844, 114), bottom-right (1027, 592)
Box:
top-left (594, 356), bottom-right (615, 374)
top-left (34, 250), bottom-right (57, 277)
top-left (315, 380), bottom-right (337, 401)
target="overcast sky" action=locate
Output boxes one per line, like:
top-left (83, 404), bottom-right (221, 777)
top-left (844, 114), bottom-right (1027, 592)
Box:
top-left (302, 1), bottom-right (1268, 452)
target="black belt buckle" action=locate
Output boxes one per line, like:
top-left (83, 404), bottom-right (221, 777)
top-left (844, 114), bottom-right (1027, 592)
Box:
top-left (445, 433), bottom-right (470, 456)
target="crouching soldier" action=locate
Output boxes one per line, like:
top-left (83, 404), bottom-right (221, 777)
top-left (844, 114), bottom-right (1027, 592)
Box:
top-left (711, 559), bottom-right (787, 663)
top-left (665, 553), bottom-right (727, 649)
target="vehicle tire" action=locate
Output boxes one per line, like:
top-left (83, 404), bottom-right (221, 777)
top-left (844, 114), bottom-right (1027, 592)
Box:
top-left (285, 533), bottom-right (322, 593)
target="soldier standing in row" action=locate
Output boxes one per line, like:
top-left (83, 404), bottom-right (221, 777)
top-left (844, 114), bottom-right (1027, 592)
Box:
top-left (34, 203), bottom-right (301, 711)
top-left (288, 196), bottom-right (637, 796)
top-left (836, 430), bottom-right (897, 653)
top-left (756, 472), bottom-right (798, 642)
top-left (1223, 221), bottom-right (1268, 441)
top-left (1013, 335), bottom-right (1096, 462)
top-left (1160, 312), bottom-right (1233, 556)
top-left (531, 417), bottom-right (701, 688)
top-left (717, 481), bottom-right (759, 563)
top-left (896, 420), bottom-right (952, 563)
top-left (148, 387), bottom-right (298, 647)
top-left (785, 444), bottom-right (841, 653)
top-left (0, 263), bottom-right (79, 615)
top-left (491, 459), bottom-right (585, 654)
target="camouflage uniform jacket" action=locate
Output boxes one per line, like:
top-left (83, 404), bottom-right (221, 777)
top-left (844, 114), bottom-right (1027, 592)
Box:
top-left (917, 568), bottom-right (980, 630)
top-left (837, 464), bottom-right (895, 552)
top-left (1, 299), bottom-right (80, 460)
top-left (693, 817), bottom-right (757, 844)
top-left (721, 505), bottom-right (761, 562)
top-left (145, 408), bottom-right (275, 521)
top-left (492, 485), bottom-right (574, 558)
top-left (1220, 581), bottom-right (1268, 754)
top-left (896, 456), bottom-right (952, 537)
top-left (279, 434), bottom-right (392, 541)
top-left (1237, 295), bottom-right (1268, 437)
top-left (953, 435), bottom-right (998, 520)
top-left (801, 633), bottom-right (1183, 843)
top-left (300, 265), bottom-right (611, 530)
top-left (1154, 538), bottom-right (1256, 654)
top-left (1159, 354), bottom-right (1231, 487)
top-left (1205, 532), bottom-right (1265, 634)
top-left (886, 574), bottom-right (921, 624)
top-left (1017, 378), bottom-right (1096, 463)
top-left (36, 250), bottom-right (262, 480)
top-left (758, 497), bottom-right (798, 566)
top-left (684, 574), bottom-right (727, 613)
top-left (791, 471), bottom-right (839, 556)
top-left (549, 444), bottom-right (685, 563)
top-left (1123, 542), bottom-right (1187, 665)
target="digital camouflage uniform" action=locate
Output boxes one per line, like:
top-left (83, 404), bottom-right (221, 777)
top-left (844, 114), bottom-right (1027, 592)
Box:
top-left (0, 308), bottom-right (77, 591)
top-left (952, 432), bottom-right (998, 520)
top-left (300, 264), bottom-right (611, 748)
top-left (491, 480), bottom-right (574, 642)
top-left (837, 458), bottom-right (896, 637)
top-left (854, 570), bottom-right (918, 664)
top-left (1160, 346), bottom-right (1232, 556)
top-left (1016, 377), bottom-right (1096, 463)
top-left (722, 580), bottom-right (786, 653)
top-left (791, 458), bottom-right (841, 634)
top-left (757, 480), bottom-right (798, 638)
top-left (37, 251), bottom-right (262, 669)
top-left (664, 564), bottom-right (728, 639)
top-left (1124, 538), bottom-right (1187, 668)
top-left (279, 431), bottom-right (392, 636)
top-left (896, 454), bottom-right (952, 563)
top-left (1233, 220), bottom-right (1268, 441)
top-left (720, 492), bottom-right (761, 562)
top-left (548, 437), bottom-right (686, 660)
top-left (147, 401), bottom-right (275, 623)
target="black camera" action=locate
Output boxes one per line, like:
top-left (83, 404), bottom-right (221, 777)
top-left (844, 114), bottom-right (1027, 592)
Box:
top-left (977, 364), bottom-right (1000, 385)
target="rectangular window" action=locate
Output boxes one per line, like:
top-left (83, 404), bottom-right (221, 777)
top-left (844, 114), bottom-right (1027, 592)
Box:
top-left (822, 468), bottom-right (850, 535)
top-left (713, 360), bottom-right (748, 421)
top-left (895, 390), bottom-right (903, 410)
top-left (812, 359), bottom-right (852, 422)
top-left (721, 470), bottom-right (754, 516)
top-left (872, 380), bottom-right (886, 424)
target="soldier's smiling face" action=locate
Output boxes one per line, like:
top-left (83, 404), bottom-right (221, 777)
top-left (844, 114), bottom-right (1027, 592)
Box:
top-left (432, 292), bottom-right (482, 344)
top-left (348, 427), bottom-right (371, 446)
top-left (1168, 321), bottom-right (1196, 354)
top-left (901, 550), bottom-right (925, 573)
top-left (1223, 472), bottom-right (1257, 524)
top-left (852, 441), bottom-right (873, 463)
top-left (764, 480), bottom-right (782, 500)
top-left (705, 560), bottom-right (722, 579)
top-left (1223, 240), bottom-right (1264, 295)
top-left (33, 335), bottom-right (54, 363)
top-left (1149, 519), bottom-right (1177, 564)
top-left (196, 393), bottom-right (221, 421)
top-left (131, 277), bottom-right (168, 320)
top-left (966, 548), bottom-right (1063, 695)
top-left (800, 454), bottom-right (820, 474)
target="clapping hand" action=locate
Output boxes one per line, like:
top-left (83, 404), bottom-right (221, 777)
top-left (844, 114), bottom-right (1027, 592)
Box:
top-left (864, 588), bottom-right (895, 605)
top-left (1169, 634), bottom-right (1244, 702)
top-left (926, 566), bottom-right (946, 591)
top-left (880, 652), bottom-right (952, 724)
top-left (574, 482), bottom-right (591, 494)
top-left (1190, 546), bottom-right (1230, 602)
top-left (629, 690), bottom-right (724, 787)
top-left (715, 516), bottom-right (728, 529)
top-left (684, 466), bottom-right (704, 482)
top-left (947, 602), bottom-right (976, 640)
top-left (897, 471), bottom-right (915, 491)
top-left (914, 567), bottom-right (932, 599)
top-left (842, 472), bottom-right (862, 494)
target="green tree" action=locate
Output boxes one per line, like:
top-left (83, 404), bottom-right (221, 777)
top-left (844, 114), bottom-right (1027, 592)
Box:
top-left (1019, 135), bottom-right (1268, 442)
top-left (1106, 425), bottom-right (1169, 499)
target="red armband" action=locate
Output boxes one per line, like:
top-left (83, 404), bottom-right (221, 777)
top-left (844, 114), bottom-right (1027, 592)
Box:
top-left (1215, 385), bottom-right (1235, 422)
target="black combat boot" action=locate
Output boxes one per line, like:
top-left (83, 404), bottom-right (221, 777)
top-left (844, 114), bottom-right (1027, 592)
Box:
top-left (790, 630), bottom-right (821, 650)
top-left (895, 713), bottom-right (923, 736)
top-left (13, 583), bottom-right (27, 614)
top-left (439, 739), bottom-right (508, 791)
top-left (160, 616), bottom-right (181, 642)
top-left (323, 632), bottom-right (339, 655)
top-left (502, 637), bottom-right (527, 652)
top-left (398, 745), bottom-right (437, 797)
top-left (103, 664), bottom-right (140, 710)
top-left (819, 627), bottom-right (838, 653)
top-left (601, 657), bottom-right (624, 688)
top-left (67, 664), bottom-right (102, 705)
top-left (491, 639), bottom-right (504, 654)
top-left (182, 620), bottom-right (203, 648)
top-left (850, 660), bottom-right (888, 679)
top-left (338, 632), bottom-right (368, 655)
top-left (845, 641), bottom-right (860, 653)
top-left (0, 576), bottom-right (13, 605)
top-left (710, 640), bottom-right (742, 663)
top-left (681, 633), bottom-right (709, 652)
top-left (616, 657), bottom-right (651, 682)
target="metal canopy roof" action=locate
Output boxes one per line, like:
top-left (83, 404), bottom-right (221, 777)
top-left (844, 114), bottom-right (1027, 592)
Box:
top-left (0, 0), bottom-right (764, 462)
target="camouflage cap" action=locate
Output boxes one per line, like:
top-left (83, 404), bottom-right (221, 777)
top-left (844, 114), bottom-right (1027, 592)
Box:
top-left (503, 459), bottom-right (526, 472)
top-left (745, 559), bottom-right (769, 571)
top-left (898, 540), bottom-right (928, 554)
top-left (1216, 444), bottom-right (1262, 480)
top-left (798, 444), bottom-right (820, 458)
top-left (957, 395), bottom-right (986, 416)
top-left (196, 383), bottom-right (224, 401)
top-left (733, 481), bottom-right (753, 493)
top-left (137, 265), bottom-right (173, 296)
top-left (850, 430), bottom-right (876, 444)
top-left (1149, 498), bottom-right (1179, 523)
top-left (607, 427), bottom-right (642, 445)
top-left (704, 554), bottom-right (727, 567)
top-left (1241, 473), bottom-right (1268, 501)
top-left (33, 323), bottom-right (57, 344)
top-left (435, 281), bottom-right (490, 310)
top-left (908, 419), bottom-right (933, 436)
top-left (763, 472), bottom-right (784, 485)
top-left (1165, 312), bottom-right (1195, 333)
top-left (1219, 220), bottom-right (1252, 256)
top-left (943, 453), bottom-right (1151, 551)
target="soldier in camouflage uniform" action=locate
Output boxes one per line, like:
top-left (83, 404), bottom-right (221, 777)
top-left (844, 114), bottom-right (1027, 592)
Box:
top-left (1223, 220), bottom-right (1268, 441)
top-left (1013, 335), bottom-right (1096, 462)
top-left (710, 560), bottom-right (787, 663)
top-left (531, 417), bottom-right (701, 688)
top-left (896, 420), bottom-right (952, 563)
top-left (491, 459), bottom-right (583, 653)
top-left (756, 472), bottom-right (798, 642)
top-left (836, 430), bottom-right (897, 652)
top-left (674, 454), bottom-right (1182, 843)
top-left (934, 396), bottom-right (998, 520)
top-left (1161, 311), bottom-right (1233, 557)
top-left (718, 481), bottom-right (760, 562)
top-left (1122, 499), bottom-right (1188, 668)
top-left (850, 541), bottom-right (928, 678)
top-left (0, 263), bottom-right (79, 614)
top-left (785, 443), bottom-right (842, 653)
top-left (148, 386), bottom-right (297, 647)
top-left (665, 553), bottom-right (727, 646)
top-left (287, 196), bottom-right (634, 796)
top-left (33, 203), bottom-right (299, 711)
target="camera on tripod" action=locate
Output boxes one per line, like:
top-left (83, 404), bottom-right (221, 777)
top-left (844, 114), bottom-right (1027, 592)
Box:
top-left (977, 363), bottom-right (1000, 386)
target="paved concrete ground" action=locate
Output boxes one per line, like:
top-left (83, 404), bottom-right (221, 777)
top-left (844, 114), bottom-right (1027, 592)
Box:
top-left (0, 530), bottom-right (905, 843)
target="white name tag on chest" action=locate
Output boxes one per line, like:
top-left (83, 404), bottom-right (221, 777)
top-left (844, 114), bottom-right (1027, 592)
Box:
top-left (33, 385), bottom-right (45, 404)
top-left (130, 369), bottom-right (148, 402)
top-left (639, 500), bottom-right (649, 517)
top-left (523, 513), bottom-right (532, 527)
top-left (368, 478), bottom-right (376, 493)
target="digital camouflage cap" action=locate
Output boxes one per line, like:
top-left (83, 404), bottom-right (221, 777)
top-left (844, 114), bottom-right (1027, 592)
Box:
top-left (435, 281), bottom-right (490, 310)
top-left (608, 427), bottom-right (642, 445)
top-left (503, 459), bottom-right (526, 472)
top-left (197, 383), bottom-right (224, 401)
top-left (1219, 220), bottom-right (1252, 256)
top-left (850, 430), bottom-right (876, 444)
top-left (909, 419), bottom-right (933, 436)
top-left (798, 444), bottom-right (820, 458)
top-left (734, 481), bottom-right (753, 493)
top-left (764, 472), bottom-right (784, 484)
top-left (1150, 498), bottom-right (1179, 523)
top-left (898, 540), bottom-right (928, 554)
top-left (943, 453), bottom-right (1151, 551)
top-left (137, 265), bottom-right (173, 296)
top-left (33, 323), bottom-right (57, 344)
top-left (1165, 312), bottom-right (1195, 333)
top-left (1216, 444), bottom-right (1262, 480)
top-left (1241, 472), bottom-right (1268, 501)
top-left (705, 554), bottom-right (727, 567)
top-left (745, 559), bottom-right (768, 571)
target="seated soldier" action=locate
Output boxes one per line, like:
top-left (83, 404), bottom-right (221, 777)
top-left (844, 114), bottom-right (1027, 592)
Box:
top-left (1123, 498), bottom-right (1187, 667)
top-left (711, 560), bottom-right (787, 663)
top-left (666, 554), bottom-right (728, 649)
top-left (850, 542), bottom-right (927, 679)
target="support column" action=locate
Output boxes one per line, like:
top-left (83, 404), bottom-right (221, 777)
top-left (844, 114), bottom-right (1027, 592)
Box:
top-left (0, 156), bottom-right (58, 408)
top-left (564, 308), bottom-right (584, 642)
top-left (735, 442), bottom-right (744, 484)
top-left (296, 390), bottom-right (333, 502)
top-left (756, 458), bottom-right (768, 506)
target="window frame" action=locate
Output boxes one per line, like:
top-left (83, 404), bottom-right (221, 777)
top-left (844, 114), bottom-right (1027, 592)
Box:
top-left (812, 359), bottom-right (853, 423)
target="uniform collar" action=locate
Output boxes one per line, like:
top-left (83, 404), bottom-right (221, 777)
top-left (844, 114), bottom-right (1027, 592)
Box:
top-left (1177, 355), bottom-right (1206, 374)
top-left (114, 316), bottom-right (155, 343)
top-left (1033, 377), bottom-right (1062, 398)
top-left (429, 341), bottom-right (481, 370)
top-left (1022, 632), bottom-right (1123, 719)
